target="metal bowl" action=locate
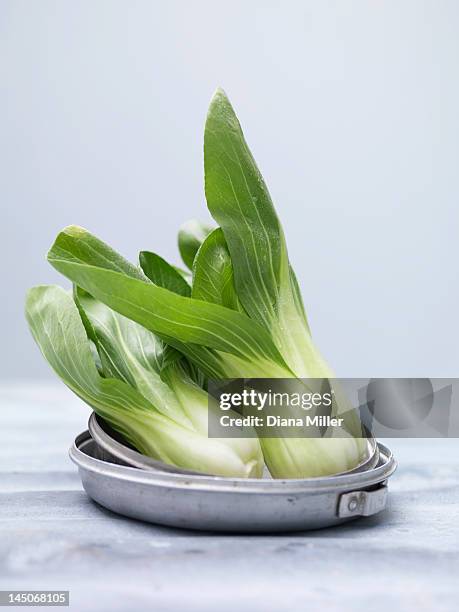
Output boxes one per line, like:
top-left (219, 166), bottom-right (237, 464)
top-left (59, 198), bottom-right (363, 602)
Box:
top-left (88, 412), bottom-right (380, 478)
top-left (70, 430), bottom-right (396, 532)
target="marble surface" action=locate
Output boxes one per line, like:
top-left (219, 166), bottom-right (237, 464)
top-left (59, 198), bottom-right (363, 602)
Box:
top-left (1, 383), bottom-right (458, 611)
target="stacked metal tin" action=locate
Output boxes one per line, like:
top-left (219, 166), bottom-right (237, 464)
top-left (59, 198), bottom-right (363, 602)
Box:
top-left (70, 413), bottom-right (396, 532)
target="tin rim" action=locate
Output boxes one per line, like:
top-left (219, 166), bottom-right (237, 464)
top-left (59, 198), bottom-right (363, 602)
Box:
top-left (88, 412), bottom-right (380, 479)
top-left (70, 430), bottom-right (396, 494)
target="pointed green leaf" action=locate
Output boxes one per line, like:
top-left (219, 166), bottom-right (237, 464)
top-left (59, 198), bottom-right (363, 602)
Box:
top-left (47, 227), bottom-right (293, 379)
top-left (192, 228), bottom-right (241, 311)
top-left (204, 90), bottom-right (321, 376)
top-left (178, 219), bottom-right (214, 269)
top-left (140, 251), bottom-right (191, 297)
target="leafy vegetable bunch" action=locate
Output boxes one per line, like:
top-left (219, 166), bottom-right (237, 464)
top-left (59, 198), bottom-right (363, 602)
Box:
top-left (26, 90), bottom-right (366, 479)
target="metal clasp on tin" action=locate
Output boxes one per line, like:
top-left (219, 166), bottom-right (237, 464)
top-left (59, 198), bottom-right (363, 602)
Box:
top-left (337, 481), bottom-right (388, 518)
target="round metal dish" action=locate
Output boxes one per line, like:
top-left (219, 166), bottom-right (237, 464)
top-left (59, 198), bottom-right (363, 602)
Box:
top-left (88, 412), bottom-right (380, 477)
top-left (70, 430), bottom-right (396, 532)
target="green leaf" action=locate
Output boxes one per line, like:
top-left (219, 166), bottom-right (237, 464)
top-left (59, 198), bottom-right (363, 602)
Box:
top-left (76, 291), bottom-right (189, 427)
top-left (204, 90), bottom-right (322, 377)
top-left (289, 265), bottom-right (309, 331)
top-left (25, 285), bottom-right (264, 477)
top-left (52, 225), bottom-right (146, 280)
top-left (140, 251), bottom-right (191, 297)
top-left (192, 228), bottom-right (241, 311)
top-left (72, 285), bottom-right (98, 344)
top-left (178, 219), bottom-right (214, 270)
top-left (173, 265), bottom-right (192, 283)
top-left (25, 285), bottom-right (179, 452)
top-left (47, 227), bottom-right (293, 379)
top-left (138, 252), bottom-right (206, 386)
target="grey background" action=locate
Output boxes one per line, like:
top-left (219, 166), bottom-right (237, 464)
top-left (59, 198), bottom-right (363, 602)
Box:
top-left (1, 0), bottom-right (458, 380)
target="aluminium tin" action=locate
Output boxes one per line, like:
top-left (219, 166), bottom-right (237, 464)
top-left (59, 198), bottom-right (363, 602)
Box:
top-left (70, 430), bottom-right (396, 532)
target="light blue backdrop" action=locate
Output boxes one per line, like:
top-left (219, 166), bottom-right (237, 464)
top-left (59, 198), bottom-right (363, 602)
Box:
top-left (1, 0), bottom-right (458, 379)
